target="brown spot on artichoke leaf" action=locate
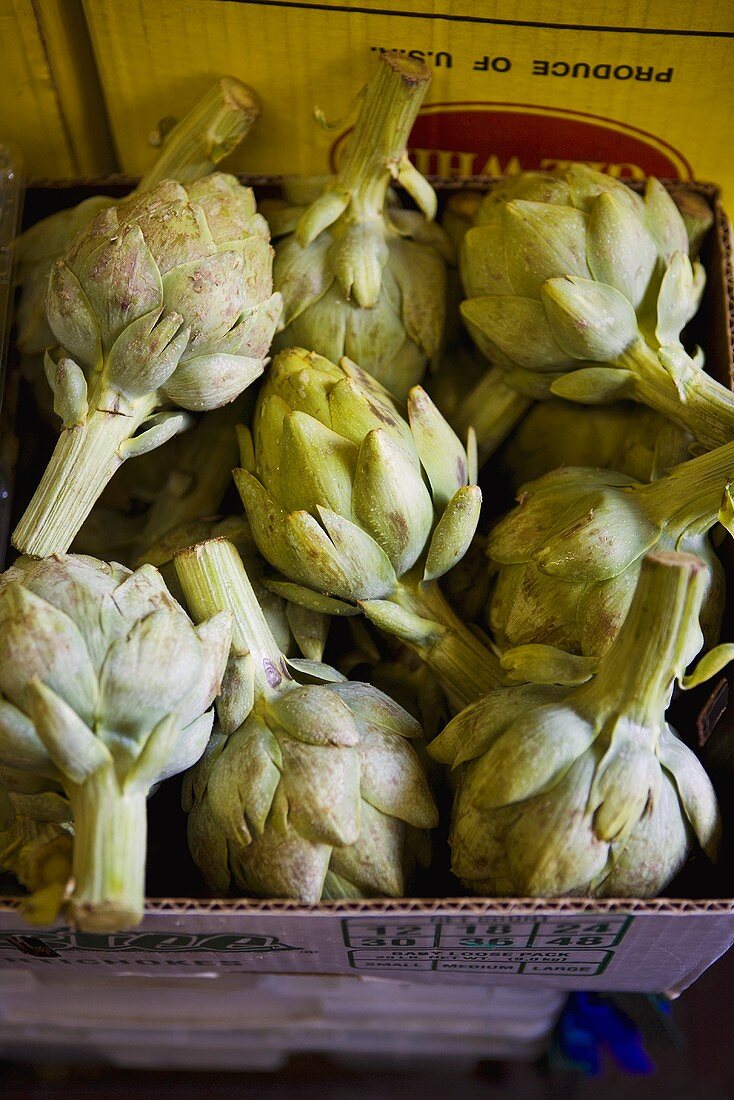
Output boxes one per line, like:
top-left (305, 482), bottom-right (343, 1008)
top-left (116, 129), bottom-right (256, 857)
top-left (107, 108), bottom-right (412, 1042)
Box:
top-left (366, 398), bottom-right (397, 426)
top-left (388, 510), bottom-right (409, 544)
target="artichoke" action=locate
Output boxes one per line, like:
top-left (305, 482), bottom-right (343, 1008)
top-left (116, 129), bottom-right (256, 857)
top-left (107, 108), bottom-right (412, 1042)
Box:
top-left (13, 173), bottom-right (282, 558)
top-left (460, 164), bottom-right (734, 451)
top-left (174, 537), bottom-right (437, 901)
top-left (235, 347), bottom-right (503, 708)
top-left (0, 554), bottom-right (232, 930)
top-left (269, 52), bottom-right (451, 401)
top-left (431, 550), bottom-right (723, 897)
top-left (486, 436), bottom-right (734, 656)
top-left (15, 77), bottom-right (261, 359)
top-left (498, 399), bottom-right (693, 490)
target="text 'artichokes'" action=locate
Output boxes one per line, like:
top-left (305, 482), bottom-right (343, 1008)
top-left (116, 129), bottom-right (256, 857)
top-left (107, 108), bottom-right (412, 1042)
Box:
top-left (13, 173), bottom-right (282, 558)
top-left (235, 347), bottom-right (503, 708)
top-left (431, 551), bottom-right (723, 897)
top-left (0, 555), bottom-right (232, 931)
top-left (269, 52), bottom-right (450, 401)
top-left (487, 435), bottom-right (734, 656)
top-left (174, 538), bottom-right (437, 901)
top-left (460, 164), bottom-right (734, 450)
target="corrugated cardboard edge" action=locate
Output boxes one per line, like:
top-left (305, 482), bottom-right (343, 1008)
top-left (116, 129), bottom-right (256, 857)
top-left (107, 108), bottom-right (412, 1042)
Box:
top-left (1, 897), bottom-right (733, 915)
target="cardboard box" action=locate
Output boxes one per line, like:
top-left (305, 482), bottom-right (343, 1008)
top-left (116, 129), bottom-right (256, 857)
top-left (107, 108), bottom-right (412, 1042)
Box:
top-left (0, 178), bottom-right (732, 1013)
top-left (0, 969), bottom-right (566, 1068)
top-left (0, 0), bottom-right (114, 179)
top-left (81, 0), bottom-right (734, 197)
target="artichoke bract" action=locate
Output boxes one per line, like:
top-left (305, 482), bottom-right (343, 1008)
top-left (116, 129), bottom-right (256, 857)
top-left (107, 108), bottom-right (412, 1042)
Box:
top-left (269, 52), bottom-right (450, 402)
top-left (15, 77), bottom-right (261, 358)
top-left (460, 165), bottom-right (734, 451)
top-left (431, 551), bottom-right (723, 897)
top-left (13, 173), bottom-right (282, 558)
top-left (0, 555), bottom-right (232, 931)
top-left (174, 538), bottom-right (437, 901)
top-left (236, 347), bottom-right (503, 708)
top-left (486, 437), bottom-right (734, 656)
top-left (499, 399), bottom-right (693, 489)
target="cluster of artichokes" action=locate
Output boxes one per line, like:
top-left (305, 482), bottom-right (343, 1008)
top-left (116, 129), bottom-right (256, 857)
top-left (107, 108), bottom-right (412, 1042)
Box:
top-left (1, 53), bottom-right (730, 931)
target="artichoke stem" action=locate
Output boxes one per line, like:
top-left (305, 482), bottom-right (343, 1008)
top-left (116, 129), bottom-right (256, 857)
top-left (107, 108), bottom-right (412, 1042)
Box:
top-left (451, 368), bottom-right (532, 464)
top-left (68, 766), bottom-right (147, 933)
top-left (581, 550), bottom-right (706, 727)
top-left (140, 77), bottom-right (260, 189)
top-left (13, 389), bottom-right (158, 557)
top-left (174, 537), bottom-right (289, 699)
top-left (639, 432), bottom-right (734, 533)
top-left (338, 52), bottom-right (431, 213)
top-left (394, 577), bottom-right (504, 709)
top-left (622, 339), bottom-right (734, 450)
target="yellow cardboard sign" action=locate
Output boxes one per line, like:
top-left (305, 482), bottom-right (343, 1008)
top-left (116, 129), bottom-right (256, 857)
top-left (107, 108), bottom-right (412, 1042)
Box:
top-left (81, 0), bottom-right (734, 197)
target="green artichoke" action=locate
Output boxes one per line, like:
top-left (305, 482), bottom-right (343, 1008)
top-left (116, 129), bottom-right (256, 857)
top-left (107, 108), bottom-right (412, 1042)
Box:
top-left (486, 436), bottom-right (734, 656)
top-left (235, 347), bottom-right (503, 708)
top-left (498, 399), bottom-right (693, 490)
top-left (268, 52), bottom-right (451, 401)
top-left (0, 554), bottom-right (232, 930)
top-left (460, 164), bottom-right (734, 451)
top-left (174, 537), bottom-right (437, 901)
top-left (15, 77), bottom-right (261, 359)
top-left (431, 550), bottom-right (723, 897)
top-left (13, 173), bottom-right (281, 559)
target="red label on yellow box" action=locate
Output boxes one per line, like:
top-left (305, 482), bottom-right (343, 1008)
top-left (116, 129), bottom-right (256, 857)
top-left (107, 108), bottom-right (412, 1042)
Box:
top-left (332, 102), bottom-right (692, 180)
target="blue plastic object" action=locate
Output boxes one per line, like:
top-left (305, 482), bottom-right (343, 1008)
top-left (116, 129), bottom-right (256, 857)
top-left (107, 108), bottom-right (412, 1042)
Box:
top-left (555, 992), bottom-right (656, 1076)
